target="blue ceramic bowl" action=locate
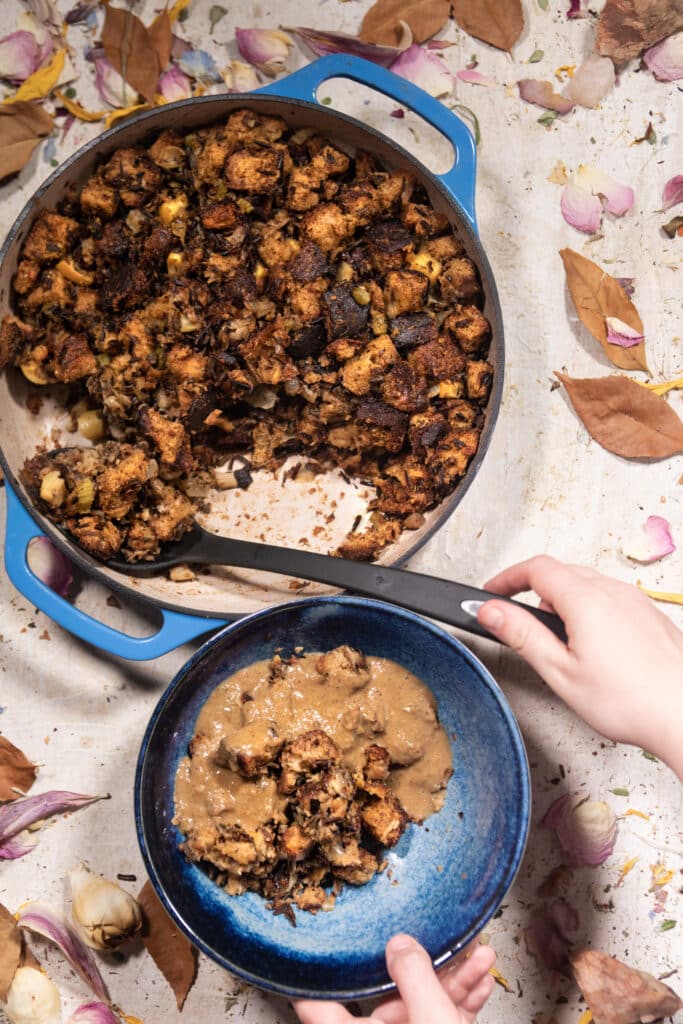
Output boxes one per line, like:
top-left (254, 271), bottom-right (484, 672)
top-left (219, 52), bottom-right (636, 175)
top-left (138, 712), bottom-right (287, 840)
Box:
top-left (135, 597), bottom-right (530, 1001)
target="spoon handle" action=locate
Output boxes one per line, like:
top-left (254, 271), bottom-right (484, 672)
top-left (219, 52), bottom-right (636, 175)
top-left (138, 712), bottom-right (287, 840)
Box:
top-left (193, 532), bottom-right (568, 644)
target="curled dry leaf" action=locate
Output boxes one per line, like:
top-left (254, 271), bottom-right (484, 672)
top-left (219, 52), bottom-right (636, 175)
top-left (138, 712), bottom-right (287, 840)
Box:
top-left (0, 737), bottom-right (37, 802)
top-left (451, 0), bottom-right (524, 52)
top-left (555, 373), bottom-right (683, 460)
top-left (102, 6), bottom-right (160, 104)
top-left (286, 25), bottom-right (411, 67)
top-left (597, 0), bottom-right (683, 63)
top-left (360, 0), bottom-right (450, 47)
top-left (138, 880), bottom-right (197, 1010)
top-left (0, 101), bottom-right (53, 182)
top-left (147, 10), bottom-right (173, 74)
top-left (570, 948), bottom-right (683, 1024)
top-left (559, 249), bottom-right (648, 373)
top-left (525, 901), bottom-right (579, 974)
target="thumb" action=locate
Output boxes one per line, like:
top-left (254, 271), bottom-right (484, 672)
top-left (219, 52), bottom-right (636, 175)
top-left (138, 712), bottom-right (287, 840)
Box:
top-left (385, 935), bottom-right (456, 1022)
top-left (477, 600), bottom-right (571, 690)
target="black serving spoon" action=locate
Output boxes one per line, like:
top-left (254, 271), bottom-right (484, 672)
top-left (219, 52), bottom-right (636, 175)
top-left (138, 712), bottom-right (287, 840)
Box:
top-left (106, 524), bottom-right (567, 644)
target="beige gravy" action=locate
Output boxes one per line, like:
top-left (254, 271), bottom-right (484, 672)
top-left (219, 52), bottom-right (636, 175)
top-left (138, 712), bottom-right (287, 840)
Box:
top-left (175, 651), bottom-right (452, 839)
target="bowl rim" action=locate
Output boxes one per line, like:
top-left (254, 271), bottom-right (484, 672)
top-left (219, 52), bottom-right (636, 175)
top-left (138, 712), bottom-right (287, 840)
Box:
top-left (135, 595), bottom-right (531, 1000)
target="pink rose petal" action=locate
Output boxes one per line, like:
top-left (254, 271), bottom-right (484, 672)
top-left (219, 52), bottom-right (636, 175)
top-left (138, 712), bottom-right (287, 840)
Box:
top-left (561, 180), bottom-right (603, 233)
top-left (27, 537), bottom-right (73, 597)
top-left (227, 60), bottom-right (260, 92)
top-left (567, 0), bottom-right (588, 18)
top-left (390, 44), bottom-right (453, 98)
top-left (643, 30), bottom-right (683, 81)
top-left (0, 830), bottom-right (40, 860)
top-left (518, 78), bottom-right (575, 113)
top-left (624, 515), bottom-right (675, 564)
top-left (565, 53), bottom-right (615, 108)
top-left (17, 902), bottom-right (108, 1001)
top-left (0, 30), bottom-right (42, 82)
top-left (427, 39), bottom-right (455, 50)
top-left (616, 276), bottom-right (635, 298)
top-left (390, 107), bottom-right (405, 118)
top-left (67, 1003), bottom-right (121, 1024)
top-left (94, 57), bottom-right (138, 107)
top-left (662, 175), bottom-right (683, 211)
top-left (0, 791), bottom-right (106, 852)
top-left (286, 25), bottom-right (411, 68)
top-left (577, 164), bottom-right (634, 216)
top-left (605, 316), bottom-right (644, 348)
top-left (157, 64), bottom-right (192, 102)
top-left (235, 27), bottom-right (292, 76)
top-left (18, 12), bottom-right (56, 66)
top-left (456, 69), bottom-right (496, 86)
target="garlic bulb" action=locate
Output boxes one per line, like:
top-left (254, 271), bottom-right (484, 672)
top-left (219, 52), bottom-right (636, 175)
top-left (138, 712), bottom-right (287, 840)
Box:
top-left (69, 863), bottom-right (142, 951)
top-left (2, 966), bottom-right (61, 1024)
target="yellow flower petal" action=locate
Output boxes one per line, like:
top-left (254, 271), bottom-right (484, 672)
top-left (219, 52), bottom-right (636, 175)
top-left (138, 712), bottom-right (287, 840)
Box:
top-left (650, 862), bottom-right (675, 889)
top-left (54, 89), bottom-right (105, 123)
top-left (103, 103), bottom-right (150, 130)
top-left (489, 966), bottom-right (512, 992)
top-left (578, 1011), bottom-right (593, 1024)
top-left (122, 1017), bottom-right (145, 1024)
top-left (616, 855), bottom-right (639, 886)
top-left (168, 0), bottom-right (192, 22)
top-left (625, 808), bottom-right (650, 821)
top-left (554, 64), bottom-right (575, 81)
top-left (640, 375), bottom-right (683, 396)
top-left (7, 49), bottom-right (66, 104)
top-left (638, 584), bottom-right (683, 606)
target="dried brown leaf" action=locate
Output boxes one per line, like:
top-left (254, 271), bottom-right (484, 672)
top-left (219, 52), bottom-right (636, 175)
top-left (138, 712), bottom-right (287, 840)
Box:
top-left (0, 737), bottom-right (37, 801)
top-left (138, 880), bottom-right (197, 1010)
top-left (0, 904), bottom-right (22, 1002)
top-left (0, 102), bottom-right (53, 182)
top-left (102, 5), bottom-right (160, 104)
top-left (597, 0), bottom-right (683, 63)
top-left (451, 0), bottom-right (524, 52)
top-left (556, 373), bottom-right (683, 460)
top-left (360, 0), bottom-right (450, 45)
top-left (571, 948), bottom-right (683, 1024)
top-left (560, 249), bottom-right (648, 373)
top-left (148, 10), bottom-right (173, 75)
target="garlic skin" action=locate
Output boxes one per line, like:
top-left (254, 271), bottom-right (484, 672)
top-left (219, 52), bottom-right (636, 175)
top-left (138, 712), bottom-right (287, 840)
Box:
top-left (69, 863), bottom-right (142, 951)
top-left (2, 966), bottom-right (61, 1024)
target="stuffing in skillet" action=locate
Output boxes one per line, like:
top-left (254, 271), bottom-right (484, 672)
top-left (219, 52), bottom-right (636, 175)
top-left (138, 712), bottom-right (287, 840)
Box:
top-left (0, 109), bottom-right (493, 563)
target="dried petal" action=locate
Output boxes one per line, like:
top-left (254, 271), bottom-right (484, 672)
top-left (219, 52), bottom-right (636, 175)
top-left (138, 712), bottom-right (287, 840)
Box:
top-left (17, 12), bottom-right (56, 67)
top-left (225, 60), bottom-right (259, 92)
top-left (138, 881), bottom-right (197, 1010)
top-left (235, 28), bottom-right (293, 76)
top-left (94, 57), bottom-right (138, 108)
top-left (17, 902), bottom-right (108, 1001)
top-left (0, 904), bottom-right (22, 1003)
top-left (598, 0), bottom-right (683, 63)
top-left (360, 0), bottom-right (450, 47)
top-left (662, 174), bottom-right (683, 211)
top-left (567, 0), bottom-right (587, 17)
top-left (26, 537), bottom-right (73, 597)
top-left (565, 53), bottom-right (615, 108)
top-left (605, 316), bottom-right (644, 348)
top-left (176, 47), bottom-right (221, 83)
top-left (456, 68), bottom-right (496, 85)
top-left (576, 164), bottom-right (634, 217)
top-left (390, 44), bottom-right (453, 97)
top-left (644, 30), bottom-right (683, 80)
top-left (559, 249), bottom-right (647, 372)
top-left (662, 214), bottom-right (683, 237)
top-left (623, 515), bottom-right (675, 564)
top-left (0, 31), bottom-right (42, 83)
top-left (543, 792), bottom-right (617, 866)
top-left (518, 78), bottom-right (575, 113)
top-left (157, 65), bottom-right (192, 102)
top-left (555, 373), bottom-right (683, 459)
top-left (67, 1003), bottom-right (121, 1024)
top-left (102, 5), bottom-right (160, 104)
top-left (0, 832), bottom-right (40, 861)
top-left (571, 948), bottom-right (682, 1024)
top-left (561, 180), bottom-right (603, 233)
top-left (1, 965), bottom-right (61, 1024)
top-left (451, 0), bottom-right (523, 52)
top-left (9, 46), bottom-right (65, 103)
top-left (0, 738), bottom-right (37, 801)
top-left (525, 900), bottom-right (579, 973)
top-left (286, 25), bottom-right (411, 67)
top-left (0, 791), bottom-right (106, 852)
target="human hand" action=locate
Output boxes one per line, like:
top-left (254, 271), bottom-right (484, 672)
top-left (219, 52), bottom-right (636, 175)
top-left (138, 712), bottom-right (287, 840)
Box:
top-left (477, 556), bottom-right (683, 778)
top-left (293, 936), bottom-right (496, 1024)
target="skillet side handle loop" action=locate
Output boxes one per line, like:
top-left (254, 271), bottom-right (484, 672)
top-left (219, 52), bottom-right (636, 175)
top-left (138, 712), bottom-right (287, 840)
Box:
top-left (255, 55), bottom-right (478, 232)
top-left (3, 482), bottom-right (226, 661)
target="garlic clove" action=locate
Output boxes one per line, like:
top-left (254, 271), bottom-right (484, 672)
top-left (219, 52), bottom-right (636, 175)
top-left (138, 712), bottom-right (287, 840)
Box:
top-left (69, 863), bottom-right (142, 952)
top-left (1, 966), bottom-right (61, 1024)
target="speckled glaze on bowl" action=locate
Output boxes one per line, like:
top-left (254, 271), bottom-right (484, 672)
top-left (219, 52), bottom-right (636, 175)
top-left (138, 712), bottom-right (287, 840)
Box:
top-left (135, 598), bottom-right (530, 1001)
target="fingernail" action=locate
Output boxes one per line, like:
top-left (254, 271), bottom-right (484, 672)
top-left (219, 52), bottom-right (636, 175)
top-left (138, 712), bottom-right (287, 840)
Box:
top-left (386, 934), bottom-right (415, 960)
top-left (478, 604), bottom-right (504, 631)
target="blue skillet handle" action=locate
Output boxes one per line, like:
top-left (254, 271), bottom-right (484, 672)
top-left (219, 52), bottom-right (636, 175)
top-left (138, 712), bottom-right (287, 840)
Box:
top-left (256, 55), bottom-right (478, 233)
top-left (3, 482), bottom-right (227, 662)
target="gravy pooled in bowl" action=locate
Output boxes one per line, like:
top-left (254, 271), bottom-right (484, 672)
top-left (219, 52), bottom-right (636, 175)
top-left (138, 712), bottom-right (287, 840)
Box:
top-left (174, 645), bottom-right (452, 917)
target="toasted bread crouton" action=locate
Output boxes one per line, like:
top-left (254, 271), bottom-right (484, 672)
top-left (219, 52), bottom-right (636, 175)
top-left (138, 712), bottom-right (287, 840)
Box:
top-left (364, 745), bottom-right (391, 781)
top-left (65, 513), bottom-right (123, 559)
top-left (316, 645), bottom-right (369, 688)
top-left (138, 406), bottom-right (190, 469)
top-left (280, 823), bottom-right (315, 862)
top-left (443, 305), bottom-right (491, 354)
top-left (80, 177), bottom-right (118, 219)
top-left (97, 448), bottom-right (149, 518)
top-left (383, 270), bottom-right (429, 320)
top-left (216, 720), bottom-right (282, 778)
top-left (380, 360), bottom-right (429, 413)
top-left (407, 336), bottom-right (466, 382)
top-left (300, 203), bottom-right (353, 252)
top-left (465, 360), bottom-right (494, 401)
top-left (341, 334), bottom-right (398, 397)
top-left (52, 332), bottom-right (97, 383)
top-left (13, 259), bottom-right (40, 295)
top-left (360, 782), bottom-right (409, 847)
top-left (440, 257), bottom-right (482, 306)
top-left (279, 730), bottom-right (341, 794)
top-left (22, 212), bottom-right (79, 264)
top-left (225, 147), bottom-right (282, 193)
